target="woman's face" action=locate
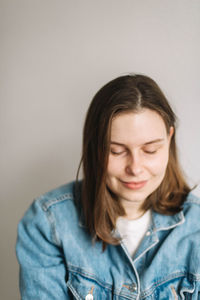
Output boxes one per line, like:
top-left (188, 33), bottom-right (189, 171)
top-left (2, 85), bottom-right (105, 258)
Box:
top-left (106, 109), bottom-right (173, 218)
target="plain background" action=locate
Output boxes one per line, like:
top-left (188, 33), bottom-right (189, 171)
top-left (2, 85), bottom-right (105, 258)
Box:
top-left (1, 0), bottom-right (200, 298)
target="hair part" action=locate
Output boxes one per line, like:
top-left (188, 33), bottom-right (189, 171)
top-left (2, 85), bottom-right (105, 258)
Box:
top-left (77, 74), bottom-right (191, 246)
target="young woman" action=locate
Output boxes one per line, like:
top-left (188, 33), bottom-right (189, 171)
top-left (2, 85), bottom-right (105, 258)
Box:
top-left (16, 74), bottom-right (200, 299)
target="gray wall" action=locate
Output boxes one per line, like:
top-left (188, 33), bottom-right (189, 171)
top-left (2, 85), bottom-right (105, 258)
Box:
top-left (1, 0), bottom-right (200, 298)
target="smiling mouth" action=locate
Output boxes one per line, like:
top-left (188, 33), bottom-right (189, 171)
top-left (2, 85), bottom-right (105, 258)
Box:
top-left (121, 180), bottom-right (148, 190)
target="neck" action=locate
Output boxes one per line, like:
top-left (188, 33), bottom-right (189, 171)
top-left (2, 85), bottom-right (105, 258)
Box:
top-left (120, 199), bottom-right (146, 220)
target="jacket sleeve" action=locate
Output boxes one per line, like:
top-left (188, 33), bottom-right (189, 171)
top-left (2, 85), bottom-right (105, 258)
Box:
top-left (16, 198), bottom-right (72, 299)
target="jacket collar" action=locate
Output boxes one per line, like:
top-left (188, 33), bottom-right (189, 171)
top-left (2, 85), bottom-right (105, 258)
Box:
top-left (151, 210), bottom-right (185, 232)
top-left (78, 209), bottom-right (185, 232)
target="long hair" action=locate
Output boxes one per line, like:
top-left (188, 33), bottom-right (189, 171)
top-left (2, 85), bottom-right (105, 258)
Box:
top-left (77, 74), bottom-right (191, 245)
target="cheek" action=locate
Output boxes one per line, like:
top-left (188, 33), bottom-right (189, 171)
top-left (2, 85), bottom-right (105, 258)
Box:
top-left (107, 157), bottom-right (122, 175)
top-left (147, 151), bottom-right (169, 174)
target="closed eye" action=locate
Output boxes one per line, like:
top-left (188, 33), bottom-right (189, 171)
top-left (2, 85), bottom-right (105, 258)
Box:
top-left (143, 150), bottom-right (157, 154)
top-left (110, 150), bottom-right (125, 155)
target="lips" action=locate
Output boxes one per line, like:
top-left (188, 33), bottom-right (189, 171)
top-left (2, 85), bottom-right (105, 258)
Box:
top-left (121, 180), bottom-right (148, 190)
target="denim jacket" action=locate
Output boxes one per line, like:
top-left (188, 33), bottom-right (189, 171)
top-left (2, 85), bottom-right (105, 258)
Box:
top-left (16, 181), bottom-right (200, 299)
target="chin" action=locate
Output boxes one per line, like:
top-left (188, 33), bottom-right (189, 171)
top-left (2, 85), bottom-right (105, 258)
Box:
top-left (117, 189), bottom-right (147, 203)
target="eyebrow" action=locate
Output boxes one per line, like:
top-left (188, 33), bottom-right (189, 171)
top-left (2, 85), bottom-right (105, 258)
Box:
top-left (110, 138), bottom-right (165, 146)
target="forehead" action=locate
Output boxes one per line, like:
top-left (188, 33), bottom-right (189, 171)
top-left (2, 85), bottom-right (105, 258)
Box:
top-left (110, 109), bottom-right (167, 145)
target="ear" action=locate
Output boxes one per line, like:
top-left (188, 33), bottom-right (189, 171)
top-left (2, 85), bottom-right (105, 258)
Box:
top-left (168, 126), bottom-right (174, 141)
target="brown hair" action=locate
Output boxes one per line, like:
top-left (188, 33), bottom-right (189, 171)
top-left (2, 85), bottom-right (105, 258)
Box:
top-left (77, 74), bottom-right (191, 245)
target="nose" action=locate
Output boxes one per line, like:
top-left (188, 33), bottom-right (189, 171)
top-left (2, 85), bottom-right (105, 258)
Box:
top-left (125, 153), bottom-right (143, 176)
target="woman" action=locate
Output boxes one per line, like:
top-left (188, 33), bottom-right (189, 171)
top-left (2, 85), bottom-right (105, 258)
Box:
top-left (16, 74), bottom-right (200, 299)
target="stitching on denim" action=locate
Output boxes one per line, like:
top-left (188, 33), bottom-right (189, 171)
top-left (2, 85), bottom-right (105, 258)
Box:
top-left (67, 278), bottom-right (134, 300)
top-left (34, 197), bottom-right (62, 246)
top-left (67, 281), bottom-right (82, 300)
top-left (140, 272), bottom-right (200, 299)
top-left (46, 209), bottom-right (61, 246)
top-left (180, 285), bottom-right (195, 298)
top-left (154, 213), bottom-right (185, 232)
top-left (41, 193), bottom-right (73, 211)
top-left (67, 263), bottom-right (134, 298)
top-left (150, 211), bottom-right (185, 234)
top-left (67, 264), bottom-right (113, 290)
top-left (120, 242), bottom-right (140, 300)
top-left (133, 238), bottom-right (159, 263)
top-left (67, 264), bottom-right (200, 299)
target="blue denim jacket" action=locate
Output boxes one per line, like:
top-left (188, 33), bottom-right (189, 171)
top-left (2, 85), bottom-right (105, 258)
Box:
top-left (16, 181), bottom-right (200, 299)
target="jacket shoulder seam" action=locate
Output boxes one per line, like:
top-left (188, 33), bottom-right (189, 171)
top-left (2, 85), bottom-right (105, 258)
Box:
top-left (34, 193), bottom-right (74, 246)
top-left (38, 192), bottom-right (74, 212)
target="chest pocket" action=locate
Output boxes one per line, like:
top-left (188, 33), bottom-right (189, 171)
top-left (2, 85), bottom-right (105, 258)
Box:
top-left (151, 276), bottom-right (196, 300)
top-left (66, 270), bottom-right (114, 300)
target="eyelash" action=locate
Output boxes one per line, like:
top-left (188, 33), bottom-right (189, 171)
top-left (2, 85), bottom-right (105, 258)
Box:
top-left (144, 150), bottom-right (157, 154)
top-left (111, 149), bottom-right (158, 155)
top-left (111, 150), bottom-right (125, 155)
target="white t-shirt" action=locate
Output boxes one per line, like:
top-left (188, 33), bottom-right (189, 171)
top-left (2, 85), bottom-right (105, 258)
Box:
top-left (116, 210), bottom-right (152, 257)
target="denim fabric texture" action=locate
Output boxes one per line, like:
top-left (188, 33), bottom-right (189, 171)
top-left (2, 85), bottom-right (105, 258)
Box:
top-left (16, 181), bottom-right (200, 299)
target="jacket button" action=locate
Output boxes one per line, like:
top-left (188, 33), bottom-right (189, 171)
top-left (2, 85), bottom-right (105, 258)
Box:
top-left (85, 294), bottom-right (94, 300)
top-left (129, 284), bottom-right (137, 292)
top-left (123, 283), bottom-right (137, 292)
